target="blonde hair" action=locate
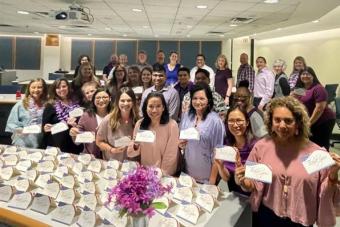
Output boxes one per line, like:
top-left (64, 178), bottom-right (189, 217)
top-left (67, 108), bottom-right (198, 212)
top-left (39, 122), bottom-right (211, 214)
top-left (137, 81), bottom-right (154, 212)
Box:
top-left (264, 96), bottom-right (310, 140)
top-left (23, 78), bottom-right (48, 109)
top-left (215, 54), bottom-right (228, 69)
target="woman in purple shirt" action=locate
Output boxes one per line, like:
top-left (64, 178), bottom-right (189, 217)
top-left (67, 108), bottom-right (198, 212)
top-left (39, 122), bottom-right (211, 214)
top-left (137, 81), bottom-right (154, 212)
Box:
top-left (214, 54), bottom-right (233, 104)
top-left (295, 66), bottom-right (336, 150)
top-left (164, 51), bottom-right (181, 86)
top-left (215, 105), bottom-right (256, 195)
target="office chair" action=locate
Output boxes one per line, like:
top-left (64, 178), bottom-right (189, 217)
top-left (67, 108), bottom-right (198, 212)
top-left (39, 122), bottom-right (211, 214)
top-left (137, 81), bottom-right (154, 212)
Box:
top-left (330, 97), bottom-right (340, 147)
top-left (325, 84), bottom-right (338, 104)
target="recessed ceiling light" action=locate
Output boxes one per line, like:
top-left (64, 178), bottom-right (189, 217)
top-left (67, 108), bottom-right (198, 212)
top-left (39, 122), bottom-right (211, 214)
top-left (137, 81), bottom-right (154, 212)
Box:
top-left (186, 34), bottom-right (191, 38)
top-left (186, 25), bottom-right (192, 29)
top-left (277, 28), bottom-right (282, 31)
top-left (143, 25), bottom-right (149, 28)
top-left (132, 8), bottom-right (142, 12)
top-left (17, 10), bottom-right (29, 15)
top-left (196, 5), bottom-right (207, 9)
top-left (312, 20), bottom-right (319, 23)
top-left (264, 0), bottom-right (279, 3)
top-left (88, 34), bottom-right (92, 36)
top-left (105, 27), bottom-right (111, 31)
top-left (123, 34), bottom-right (127, 37)
top-left (252, 33), bottom-right (257, 36)
top-left (33, 32), bottom-right (40, 34)
top-left (219, 34), bottom-right (225, 37)
top-left (154, 34), bottom-right (159, 38)
top-left (230, 24), bottom-right (238, 27)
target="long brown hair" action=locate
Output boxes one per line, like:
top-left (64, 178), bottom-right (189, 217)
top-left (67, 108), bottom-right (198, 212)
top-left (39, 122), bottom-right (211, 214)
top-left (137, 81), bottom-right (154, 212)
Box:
top-left (73, 62), bottom-right (98, 87)
top-left (48, 78), bottom-right (72, 105)
top-left (109, 87), bottom-right (139, 131)
top-left (23, 78), bottom-right (48, 109)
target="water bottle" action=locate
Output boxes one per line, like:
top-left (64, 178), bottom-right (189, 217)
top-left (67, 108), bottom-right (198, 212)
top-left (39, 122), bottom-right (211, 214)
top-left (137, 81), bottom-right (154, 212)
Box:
top-left (16, 90), bottom-right (21, 100)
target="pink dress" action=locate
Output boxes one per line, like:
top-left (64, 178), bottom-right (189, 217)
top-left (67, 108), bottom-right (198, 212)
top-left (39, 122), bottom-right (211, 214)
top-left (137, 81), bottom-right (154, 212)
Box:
top-left (247, 137), bottom-right (339, 227)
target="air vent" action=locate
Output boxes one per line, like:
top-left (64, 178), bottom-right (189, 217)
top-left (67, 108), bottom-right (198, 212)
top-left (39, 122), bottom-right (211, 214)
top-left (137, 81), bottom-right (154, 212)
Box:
top-left (230, 17), bottom-right (256, 24)
top-left (207, 31), bottom-right (224, 34)
top-left (0, 24), bottom-right (14, 27)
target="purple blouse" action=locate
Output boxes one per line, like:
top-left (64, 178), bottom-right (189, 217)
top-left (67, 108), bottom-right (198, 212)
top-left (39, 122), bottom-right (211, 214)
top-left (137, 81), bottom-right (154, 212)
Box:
top-left (297, 84), bottom-right (335, 125)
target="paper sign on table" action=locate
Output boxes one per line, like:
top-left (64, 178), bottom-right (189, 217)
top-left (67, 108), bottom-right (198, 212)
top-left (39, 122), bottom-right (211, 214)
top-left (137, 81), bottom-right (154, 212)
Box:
top-left (28, 151), bottom-right (43, 163)
top-left (0, 184), bottom-right (14, 202)
top-left (45, 147), bottom-right (59, 156)
top-left (176, 204), bottom-right (200, 225)
top-left (245, 161), bottom-right (272, 183)
top-left (36, 160), bottom-right (55, 173)
top-left (43, 182), bottom-right (60, 199)
top-left (75, 131), bottom-right (95, 143)
top-left (69, 107), bottom-right (84, 118)
top-left (3, 154), bottom-right (18, 166)
top-left (22, 124), bottom-right (41, 134)
top-left (8, 192), bottom-right (32, 210)
top-left (173, 187), bottom-right (193, 203)
top-left (195, 193), bottom-right (214, 213)
top-left (107, 159), bottom-right (120, 170)
top-left (61, 175), bottom-right (76, 189)
top-left (15, 178), bottom-right (30, 192)
top-left (52, 203), bottom-right (76, 225)
top-left (200, 184), bottom-right (219, 199)
top-left (179, 127), bottom-right (200, 140)
top-left (54, 166), bottom-right (68, 179)
top-left (23, 169), bottom-right (38, 181)
top-left (31, 193), bottom-right (53, 214)
top-left (215, 146), bottom-right (237, 162)
top-left (35, 174), bottom-right (51, 188)
top-left (56, 188), bottom-right (76, 204)
top-left (135, 130), bottom-right (155, 143)
top-left (78, 193), bottom-right (98, 211)
top-left (77, 209), bottom-right (97, 227)
top-left (178, 174), bottom-right (193, 187)
top-left (3, 146), bottom-right (17, 154)
top-left (121, 161), bottom-right (137, 173)
top-left (88, 160), bottom-right (102, 173)
top-left (302, 149), bottom-right (336, 174)
top-left (51, 122), bottom-right (69, 135)
top-left (1, 166), bottom-right (16, 180)
top-left (132, 86), bottom-right (144, 94)
top-left (114, 136), bottom-right (131, 148)
top-left (78, 153), bottom-right (92, 165)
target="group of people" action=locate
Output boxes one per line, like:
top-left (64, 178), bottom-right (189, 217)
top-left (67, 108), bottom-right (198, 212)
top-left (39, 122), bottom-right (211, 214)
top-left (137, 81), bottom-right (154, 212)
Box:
top-left (5, 50), bottom-right (340, 227)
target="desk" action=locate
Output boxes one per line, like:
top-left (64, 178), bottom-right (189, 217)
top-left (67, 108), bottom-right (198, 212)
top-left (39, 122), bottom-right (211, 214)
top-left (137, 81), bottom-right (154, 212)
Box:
top-left (13, 80), bottom-right (72, 85)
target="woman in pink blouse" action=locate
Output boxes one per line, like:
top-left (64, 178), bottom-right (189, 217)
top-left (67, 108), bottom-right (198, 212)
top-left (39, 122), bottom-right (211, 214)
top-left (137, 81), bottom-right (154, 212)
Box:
top-left (128, 92), bottom-right (179, 176)
top-left (235, 96), bottom-right (340, 227)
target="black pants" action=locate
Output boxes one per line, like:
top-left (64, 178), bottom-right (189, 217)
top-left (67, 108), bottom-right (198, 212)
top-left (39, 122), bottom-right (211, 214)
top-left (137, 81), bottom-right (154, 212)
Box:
top-left (310, 119), bottom-right (336, 150)
top-left (256, 204), bottom-right (313, 227)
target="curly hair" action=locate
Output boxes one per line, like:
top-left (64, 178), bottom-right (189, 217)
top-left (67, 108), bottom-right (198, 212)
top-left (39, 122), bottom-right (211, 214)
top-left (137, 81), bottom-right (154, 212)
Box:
top-left (264, 96), bottom-right (310, 140)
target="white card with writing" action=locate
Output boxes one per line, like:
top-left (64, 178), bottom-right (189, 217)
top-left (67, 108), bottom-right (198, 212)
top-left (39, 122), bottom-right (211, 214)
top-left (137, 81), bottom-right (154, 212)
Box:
top-left (102, 168), bottom-right (118, 180)
top-left (173, 187), bottom-right (193, 203)
top-left (3, 154), bottom-right (18, 166)
top-left (52, 203), bottom-right (76, 225)
top-left (23, 169), bottom-right (38, 181)
top-left (179, 127), bottom-right (200, 140)
top-left (107, 159), bottom-right (120, 170)
top-left (88, 160), bottom-right (102, 173)
top-left (0, 185), bottom-right (14, 202)
top-left (59, 157), bottom-right (75, 168)
top-left (51, 122), bottom-right (69, 135)
top-left (215, 146), bottom-right (237, 162)
top-left (75, 131), bottom-right (95, 143)
top-left (79, 171), bottom-right (94, 183)
top-left (15, 160), bottom-right (32, 172)
top-left (28, 151), bottom-right (43, 163)
top-left (4, 146), bottom-right (17, 154)
top-left (302, 150), bottom-right (336, 174)
top-left (150, 215), bottom-right (178, 227)
top-left (36, 160), bottom-right (55, 173)
top-left (8, 192), bottom-right (32, 210)
top-left (43, 155), bottom-right (56, 162)
top-left (78, 194), bottom-right (97, 211)
top-left (106, 179), bottom-right (118, 191)
top-left (44, 182), bottom-right (60, 199)
top-left (15, 178), bottom-right (30, 192)
top-left (57, 152), bottom-right (71, 161)
top-left (22, 124), bottom-right (41, 134)
top-left (178, 174), bottom-right (193, 187)
top-left (56, 189), bottom-right (76, 204)
top-left (45, 147), bottom-right (59, 156)
top-left (1, 166), bottom-right (14, 180)
top-left (153, 197), bottom-right (169, 214)
top-left (69, 107), bottom-right (84, 118)
top-left (17, 150), bottom-right (28, 159)
top-left (35, 174), bottom-right (51, 188)
top-left (245, 161), bottom-right (272, 184)
top-left (132, 86), bottom-right (144, 94)
top-left (30, 194), bottom-right (52, 214)
top-left (77, 209), bottom-right (97, 227)
top-left (78, 153), bottom-right (92, 165)
top-left (195, 193), bottom-right (214, 213)
top-left (72, 162), bottom-right (83, 175)
top-left (176, 204), bottom-right (200, 225)
top-left (80, 182), bottom-right (96, 194)
top-left (54, 166), bottom-right (68, 179)
top-left (121, 161), bottom-right (138, 173)
top-left (114, 136), bottom-right (131, 147)
top-left (200, 184), bottom-right (219, 199)
top-left (135, 130), bottom-right (155, 143)
top-left (61, 175), bottom-right (75, 189)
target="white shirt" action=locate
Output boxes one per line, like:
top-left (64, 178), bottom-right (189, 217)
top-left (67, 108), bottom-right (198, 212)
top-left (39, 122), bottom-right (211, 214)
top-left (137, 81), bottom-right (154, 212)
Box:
top-left (96, 114), bottom-right (104, 126)
top-left (190, 65), bottom-right (215, 89)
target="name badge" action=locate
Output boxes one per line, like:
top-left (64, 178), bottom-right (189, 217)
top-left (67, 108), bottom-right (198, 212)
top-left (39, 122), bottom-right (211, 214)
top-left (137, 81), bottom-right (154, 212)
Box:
top-left (1, 166), bottom-right (15, 180)
top-left (135, 130), bottom-right (155, 143)
top-left (56, 189), bottom-right (76, 204)
top-left (88, 160), bottom-right (102, 173)
top-left (176, 204), bottom-right (200, 225)
top-left (77, 209), bottom-right (97, 227)
top-left (78, 153), bottom-right (92, 165)
top-left (178, 174), bottom-right (193, 188)
top-left (60, 175), bottom-right (76, 189)
top-left (28, 151), bottom-right (43, 163)
top-left (36, 160), bottom-right (55, 173)
top-left (214, 146), bottom-right (237, 162)
top-left (3, 146), bottom-right (17, 154)
top-left (0, 184), bottom-right (14, 202)
top-left (75, 131), bottom-right (95, 143)
top-left (35, 174), bottom-right (51, 188)
top-left (173, 187), bottom-right (193, 203)
top-left (45, 147), bottom-right (59, 156)
top-left (31, 193), bottom-right (53, 215)
top-left (245, 161), bottom-right (272, 184)
top-left (78, 194), bottom-right (97, 211)
top-left (51, 122), bottom-right (69, 135)
top-left (54, 166), bottom-right (68, 179)
top-left (102, 168), bottom-right (118, 180)
top-left (44, 182), bottom-right (60, 199)
top-left (121, 161), bottom-right (137, 173)
top-left (8, 192), bottom-right (33, 210)
top-left (3, 154), bottom-right (18, 166)
top-left (15, 178), bottom-right (30, 192)
top-left (52, 203), bottom-right (76, 225)
top-left (69, 107), bottom-right (84, 118)
top-left (23, 169), bottom-right (38, 181)
top-left (302, 149), bottom-right (336, 174)
top-left (107, 159), bottom-right (120, 170)
top-left (179, 127), bottom-right (200, 140)
top-left (195, 192), bottom-right (214, 213)
top-left (22, 124), bottom-right (41, 134)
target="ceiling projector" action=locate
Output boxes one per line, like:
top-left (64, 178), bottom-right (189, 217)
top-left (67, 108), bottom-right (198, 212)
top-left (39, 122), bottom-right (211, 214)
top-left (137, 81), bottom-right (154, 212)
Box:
top-left (52, 4), bottom-right (94, 23)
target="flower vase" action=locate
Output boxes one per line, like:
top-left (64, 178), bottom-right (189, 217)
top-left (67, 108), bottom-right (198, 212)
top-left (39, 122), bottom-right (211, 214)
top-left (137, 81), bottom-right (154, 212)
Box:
top-left (129, 215), bottom-right (148, 227)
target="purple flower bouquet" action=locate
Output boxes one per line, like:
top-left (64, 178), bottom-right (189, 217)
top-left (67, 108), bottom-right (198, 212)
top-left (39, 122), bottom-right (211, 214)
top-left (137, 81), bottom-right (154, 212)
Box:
top-left (108, 166), bottom-right (172, 218)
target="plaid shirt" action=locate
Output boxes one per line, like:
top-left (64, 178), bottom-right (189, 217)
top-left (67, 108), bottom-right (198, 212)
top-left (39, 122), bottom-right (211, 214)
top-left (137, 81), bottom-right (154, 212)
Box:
top-left (237, 63), bottom-right (255, 92)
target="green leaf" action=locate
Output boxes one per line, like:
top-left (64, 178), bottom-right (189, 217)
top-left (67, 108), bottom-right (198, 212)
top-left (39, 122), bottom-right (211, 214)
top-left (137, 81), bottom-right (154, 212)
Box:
top-left (119, 208), bottom-right (127, 217)
top-left (151, 202), bottom-right (167, 209)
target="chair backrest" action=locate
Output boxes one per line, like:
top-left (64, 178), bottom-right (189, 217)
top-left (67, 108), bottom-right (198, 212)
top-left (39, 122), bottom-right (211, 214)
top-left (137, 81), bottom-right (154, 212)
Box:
top-left (0, 85), bottom-right (22, 94)
top-left (325, 84), bottom-right (338, 104)
top-left (335, 97), bottom-right (340, 119)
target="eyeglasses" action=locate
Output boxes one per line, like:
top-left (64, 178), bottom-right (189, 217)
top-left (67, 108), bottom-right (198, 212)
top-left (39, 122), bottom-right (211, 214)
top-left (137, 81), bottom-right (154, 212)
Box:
top-left (227, 119), bottom-right (246, 126)
top-left (95, 96), bottom-right (110, 100)
top-left (273, 117), bottom-right (295, 125)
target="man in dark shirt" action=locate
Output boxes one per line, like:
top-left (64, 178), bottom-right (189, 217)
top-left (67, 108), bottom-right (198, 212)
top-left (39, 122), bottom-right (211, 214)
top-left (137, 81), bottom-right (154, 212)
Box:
top-left (152, 50), bottom-right (165, 70)
top-left (102, 54), bottom-right (118, 81)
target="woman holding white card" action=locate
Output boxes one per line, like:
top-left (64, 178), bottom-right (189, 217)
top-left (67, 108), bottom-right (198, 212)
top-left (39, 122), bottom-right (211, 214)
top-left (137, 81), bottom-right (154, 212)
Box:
top-left (6, 78), bottom-right (48, 148)
top-left (214, 105), bottom-right (256, 195)
top-left (96, 87), bottom-right (139, 161)
top-left (127, 92), bottom-right (179, 176)
top-left (235, 96), bottom-right (340, 227)
top-left (70, 88), bottom-right (111, 159)
top-left (179, 83), bottom-right (225, 184)
top-left (42, 78), bottom-right (83, 154)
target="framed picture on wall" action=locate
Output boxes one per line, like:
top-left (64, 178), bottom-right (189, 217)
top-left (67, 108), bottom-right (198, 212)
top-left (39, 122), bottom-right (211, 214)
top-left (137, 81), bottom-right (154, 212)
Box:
top-left (45, 34), bottom-right (59, 46)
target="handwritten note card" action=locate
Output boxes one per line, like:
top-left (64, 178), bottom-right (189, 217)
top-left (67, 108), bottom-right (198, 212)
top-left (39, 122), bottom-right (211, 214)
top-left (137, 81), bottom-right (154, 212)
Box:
top-left (51, 122), bottom-right (68, 135)
top-left (75, 131), bottom-right (95, 143)
top-left (215, 146), bottom-right (237, 162)
top-left (302, 150), bottom-right (336, 174)
top-left (23, 124), bottom-right (41, 134)
top-left (245, 161), bottom-right (272, 183)
top-left (135, 130), bottom-right (155, 143)
top-left (69, 107), bottom-right (84, 118)
top-left (179, 127), bottom-right (200, 140)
